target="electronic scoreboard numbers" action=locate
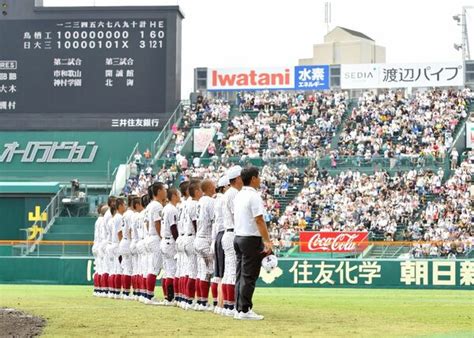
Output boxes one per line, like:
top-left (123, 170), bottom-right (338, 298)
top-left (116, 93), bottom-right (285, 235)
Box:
top-left (0, 1), bottom-right (182, 130)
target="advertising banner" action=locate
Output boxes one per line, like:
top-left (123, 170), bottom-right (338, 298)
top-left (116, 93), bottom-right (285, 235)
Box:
top-left (341, 62), bottom-right (464, 89)
top-left (207, 67), bottom-right (294, 91)
top-left (299, 232), bottom-right (369, 253)
top-left (193, 128), bottom-right (215, 153)
top-left (0, 257), bottom-right (472, 290)
top-left (467, 121), bottom-right (474, 149)
top-left (207, 65), bottom-right (330, 91)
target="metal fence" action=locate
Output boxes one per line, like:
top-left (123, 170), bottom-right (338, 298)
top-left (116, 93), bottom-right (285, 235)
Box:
top-left (25, 186), bottom-right (66, 255)
top-left (153, 100), bottom-right (189, 159)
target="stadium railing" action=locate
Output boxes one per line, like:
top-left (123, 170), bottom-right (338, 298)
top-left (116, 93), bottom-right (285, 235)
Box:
top-left (2, 239), bottom-right (470, 259)
top-left (109, 143), bottom-right (138, 196)
top-left (192, 154), bottom-right (449, 174)
top-left (152, 100), bottom-right (190, 160)
top-left (23, 186), bottom-right (67, 255)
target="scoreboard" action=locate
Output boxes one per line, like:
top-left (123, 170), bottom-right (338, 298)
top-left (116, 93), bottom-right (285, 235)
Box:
top-left (0, 0), bottom-right (183, 130)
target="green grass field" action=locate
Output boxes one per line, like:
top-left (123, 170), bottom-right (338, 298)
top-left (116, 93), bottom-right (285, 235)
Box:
top-left (0, 285), bottom-right (472, 337)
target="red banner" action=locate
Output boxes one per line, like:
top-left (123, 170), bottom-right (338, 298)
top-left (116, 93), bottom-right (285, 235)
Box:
top-left (299, 232), bottom-right (369, 253)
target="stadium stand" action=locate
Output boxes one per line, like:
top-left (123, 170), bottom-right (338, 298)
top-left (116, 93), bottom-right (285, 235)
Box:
top-left (21, 88), bottom-right (473, 260)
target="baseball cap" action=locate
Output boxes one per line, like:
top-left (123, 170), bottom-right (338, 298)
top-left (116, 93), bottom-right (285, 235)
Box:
top-left (226, 165), bottom-right (242, 180)
top-left (217, 175), bottom-right (230, 188)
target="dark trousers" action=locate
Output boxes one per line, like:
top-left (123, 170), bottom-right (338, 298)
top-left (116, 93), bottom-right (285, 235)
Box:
top-left (234, 235), bottom-right (264, 313)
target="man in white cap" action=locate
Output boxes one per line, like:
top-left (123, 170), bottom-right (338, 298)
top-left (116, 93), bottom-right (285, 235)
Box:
top-left (211, 175), bottom-right (230, 314)
top-left (221, 165), bottom-right (243, 316)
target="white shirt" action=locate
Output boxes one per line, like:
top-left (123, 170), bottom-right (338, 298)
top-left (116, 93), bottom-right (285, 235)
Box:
top-left (234, 186), bottom-right (265, 237)
top-left (98, 216), bottom-right (108, 242)
top-left (103, 209), bottom-right (113, 242)
top-left (196, 195), bottom-right (215, 238)
top-left (223, 186), bottom-right (239, 230)
top-left (122, 209), bottom-right (134, 241)
top-left (184, 199), bottom-right (198, 235)
top-left (93, 216), bottom-right (103, 243)
top-left (162, 203), bottom-right (179, 239)
top-left (212, 193), bottom-right (225, 241)
top-left (130, 211), bottom-right (139, 241)
top-left (147, 200), bottom-right (163, 237)
top-left (177, 197), bottom-right (188, 235)
top-left (110, 213), bottom-right (123, 244)
top-left (138, 209), bottom-right (147, 240)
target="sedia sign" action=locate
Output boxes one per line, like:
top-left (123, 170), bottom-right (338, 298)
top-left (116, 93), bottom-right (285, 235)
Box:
top-left (0, 141), bottom-right (98, 163)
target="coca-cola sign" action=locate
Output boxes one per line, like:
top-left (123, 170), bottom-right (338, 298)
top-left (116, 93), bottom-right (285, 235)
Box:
top-left (299, 232), bottom-right (369, 253)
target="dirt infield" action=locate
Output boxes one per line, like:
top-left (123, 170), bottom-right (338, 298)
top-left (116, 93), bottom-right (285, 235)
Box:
top-left (0, 308), bottom-right (45, 337)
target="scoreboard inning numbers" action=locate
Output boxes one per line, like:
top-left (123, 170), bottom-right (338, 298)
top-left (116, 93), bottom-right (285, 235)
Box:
top-left (0, 2), bottom-right (182, 131)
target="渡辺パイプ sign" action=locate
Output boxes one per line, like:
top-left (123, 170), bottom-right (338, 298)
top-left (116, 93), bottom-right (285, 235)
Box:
top-left (341, 62), bottom-right (464, 89)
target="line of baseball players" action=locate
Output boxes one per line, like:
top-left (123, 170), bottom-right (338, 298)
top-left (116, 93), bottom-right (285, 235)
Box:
top-left (92, 165), bottom-right (246, 317)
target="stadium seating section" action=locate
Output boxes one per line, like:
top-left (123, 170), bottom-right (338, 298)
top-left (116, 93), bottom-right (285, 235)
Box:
top-left (26, 89), bottom-right (474, 260)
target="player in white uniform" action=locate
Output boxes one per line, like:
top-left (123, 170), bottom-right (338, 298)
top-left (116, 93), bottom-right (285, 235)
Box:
top-left (144, 182), bottom-right (167, 305)
top-left (107, 198), bottom-right (126, 299)
top-left (194, 179), bottom-right (216, 311)
top-left (160, 188), bottom-right (180, 305)
top-left (100, 196), bottom-right (116, 297)
top-left (211, 176), bottom-right (230, 313)
top-left (137, 194), bottom-right (150, 303)
top-left (130, 196), bottom-right (143, 300)
top-left (92, 204), bottom-right (106, 297)
top-left (176, 181), bottom-right (190, 308)
top-left (119, 195), bottom-right (135, 300)
top-left (221, 166), bottom-right (243, 316)
top-left (183, 180), bottom-right (202, 310)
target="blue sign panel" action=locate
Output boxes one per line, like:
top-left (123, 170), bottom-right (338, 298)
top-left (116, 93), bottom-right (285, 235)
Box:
top-left (294, 65), bottom-right (329, 90)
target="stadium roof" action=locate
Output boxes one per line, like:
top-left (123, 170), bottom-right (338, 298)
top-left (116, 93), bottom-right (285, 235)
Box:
top-left (0, 182), bottom-right (60, 194)
top-left (336, 26), bottom-right (375, 41)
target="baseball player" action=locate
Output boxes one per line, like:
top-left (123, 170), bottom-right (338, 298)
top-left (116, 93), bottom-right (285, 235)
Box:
top-left (137, 194), bottom-right (150, 303)
top-left (92, 204), bottom-right (106, 296)
top-left (176, 181), bottom-right (190, 308)
top-left (107, 198), bottom-right (126, 299)
top-left (119, 195), bottom-right (135, 300)
top-left (144, 182), bottom-right (167, 305)
top-left (130, 196), bottom-right (143, 300)
top-left (99, 196), bottom-right (115, 297)
top-left (160, 188), bottom-right (180, 305)
top-left (221, 166), bottom-right (243, 316)
top-left (211, 176), bottom-right (230, 313)
top-left (194, 179), bottom-right (216, 311)
top-left (183, 180), bottom-right (202, 310)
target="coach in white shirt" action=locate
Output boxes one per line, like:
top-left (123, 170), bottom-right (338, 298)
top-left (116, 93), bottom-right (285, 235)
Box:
top-left (233, 166), bottom-right (272, 320)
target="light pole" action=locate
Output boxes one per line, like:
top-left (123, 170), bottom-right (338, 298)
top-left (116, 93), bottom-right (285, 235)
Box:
top-left (453, 6), bottom-right (472, 60)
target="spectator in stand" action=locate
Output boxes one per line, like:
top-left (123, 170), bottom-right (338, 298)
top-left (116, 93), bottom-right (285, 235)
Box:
top-left (143, 148), bottom-right (152, 168)
top-left (133, 150), bottom-right (142, 170)
top-left (207, 142), bottom-right (216, 157)
top-left (451, 148), bottom-right (459, 170)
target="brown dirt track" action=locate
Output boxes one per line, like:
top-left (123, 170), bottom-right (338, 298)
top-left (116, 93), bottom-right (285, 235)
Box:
top-left (0, 308), bottom-right (44, 337)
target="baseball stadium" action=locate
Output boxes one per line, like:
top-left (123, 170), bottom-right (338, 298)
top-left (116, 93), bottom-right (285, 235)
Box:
top-left (0, 0), bottom-right (473, 337)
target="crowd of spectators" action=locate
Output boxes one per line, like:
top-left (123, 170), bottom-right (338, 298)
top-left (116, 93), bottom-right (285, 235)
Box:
top-left (219, 91), bottom-right (348, 160)
top-left (337, 88), bottom-right (473, 163)
top-left (120, 89), bottom-right (473, 258)
top-left (276, 168), bottom-right (439, 240)
top-left (407, 157), bottom-right (473, 258)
